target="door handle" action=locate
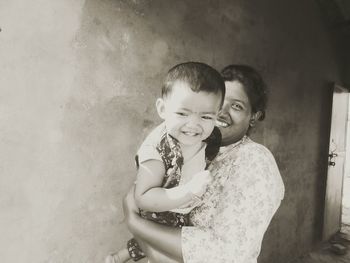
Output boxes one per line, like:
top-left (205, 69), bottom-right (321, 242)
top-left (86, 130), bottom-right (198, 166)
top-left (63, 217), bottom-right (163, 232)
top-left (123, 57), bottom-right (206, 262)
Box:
top-left (329, 161), bottom-right (336, 166)
top-left (329, 153), bottom-right (338, 158)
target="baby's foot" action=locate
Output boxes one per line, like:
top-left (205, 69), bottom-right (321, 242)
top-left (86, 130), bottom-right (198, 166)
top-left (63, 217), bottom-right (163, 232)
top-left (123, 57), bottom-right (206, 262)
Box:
top-left (105, 248), bottom-right (130, 263)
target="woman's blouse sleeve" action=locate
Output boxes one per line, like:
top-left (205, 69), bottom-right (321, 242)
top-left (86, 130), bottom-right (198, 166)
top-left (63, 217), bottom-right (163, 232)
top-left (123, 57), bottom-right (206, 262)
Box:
top-left (181, 145), bottom-right (285, 263)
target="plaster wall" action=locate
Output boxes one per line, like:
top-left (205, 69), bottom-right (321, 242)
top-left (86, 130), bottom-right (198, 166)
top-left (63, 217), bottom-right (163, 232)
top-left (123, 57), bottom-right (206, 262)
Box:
top-left (0, 0), bottom-right (343, 262)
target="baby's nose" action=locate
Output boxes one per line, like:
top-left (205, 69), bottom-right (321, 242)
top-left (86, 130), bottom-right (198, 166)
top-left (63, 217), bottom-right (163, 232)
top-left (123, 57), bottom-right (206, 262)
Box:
top-left (187, 114), bottom-right (201, 126)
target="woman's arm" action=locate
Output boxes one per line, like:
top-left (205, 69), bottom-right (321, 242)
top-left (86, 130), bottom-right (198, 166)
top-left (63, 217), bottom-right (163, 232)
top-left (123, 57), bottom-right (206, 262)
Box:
top-left (131, 237), bottom-right (180, 263)
top-left (123, 186), bottom-right (184, 262)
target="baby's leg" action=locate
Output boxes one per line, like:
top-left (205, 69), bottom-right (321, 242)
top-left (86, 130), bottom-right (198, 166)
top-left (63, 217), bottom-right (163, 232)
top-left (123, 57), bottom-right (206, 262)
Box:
top-left (105, 247), bottom-right (130, 263)
top-left (105, 238), bottom-right (146, 263)
top-left (127, 238), bottom-right (146, 261)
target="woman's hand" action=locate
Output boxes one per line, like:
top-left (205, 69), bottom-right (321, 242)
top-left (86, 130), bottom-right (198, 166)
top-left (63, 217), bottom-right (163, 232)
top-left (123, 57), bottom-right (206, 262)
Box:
top-left (122, 185), bottom-right (184, 262)
top-left (122, 185), bottom-right (183, 262)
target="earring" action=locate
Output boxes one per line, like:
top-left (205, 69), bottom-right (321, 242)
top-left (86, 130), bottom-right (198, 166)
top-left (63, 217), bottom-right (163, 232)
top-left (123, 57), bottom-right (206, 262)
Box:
top-left (249, 120), bottom-right (256, 127)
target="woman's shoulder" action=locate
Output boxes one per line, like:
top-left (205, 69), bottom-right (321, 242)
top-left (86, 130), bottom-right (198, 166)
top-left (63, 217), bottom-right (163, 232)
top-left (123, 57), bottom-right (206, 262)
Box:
top-left (242, 138), bottom-right (285, 197)
top-left (238, 137), bottom-right (275, 160)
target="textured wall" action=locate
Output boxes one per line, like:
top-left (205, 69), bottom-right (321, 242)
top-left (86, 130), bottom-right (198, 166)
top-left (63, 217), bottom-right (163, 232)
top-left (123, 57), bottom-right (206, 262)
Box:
top-left (0, 0), bottom-right (343, 262)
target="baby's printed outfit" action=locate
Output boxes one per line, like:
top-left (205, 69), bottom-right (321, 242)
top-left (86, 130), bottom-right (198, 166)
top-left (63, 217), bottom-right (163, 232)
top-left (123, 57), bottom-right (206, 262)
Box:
top-left (127, 123), bottom-right (221, 261)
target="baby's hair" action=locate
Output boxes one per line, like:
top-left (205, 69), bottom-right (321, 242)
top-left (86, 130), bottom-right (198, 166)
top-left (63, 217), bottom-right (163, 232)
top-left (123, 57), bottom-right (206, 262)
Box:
top-left (162, 62), bottom-right (225, 105)
top-left (221, 65), bottom-right (268, 121)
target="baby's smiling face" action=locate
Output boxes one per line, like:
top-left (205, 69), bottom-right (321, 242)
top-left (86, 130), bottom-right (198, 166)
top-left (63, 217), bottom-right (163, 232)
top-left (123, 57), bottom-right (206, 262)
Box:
top-left (157, 81), bottom-right (222, 147)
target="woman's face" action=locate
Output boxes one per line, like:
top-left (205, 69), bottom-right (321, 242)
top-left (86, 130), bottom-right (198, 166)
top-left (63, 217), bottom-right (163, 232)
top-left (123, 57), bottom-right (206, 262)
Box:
top-left (217, 80), bottom-right (253, 146)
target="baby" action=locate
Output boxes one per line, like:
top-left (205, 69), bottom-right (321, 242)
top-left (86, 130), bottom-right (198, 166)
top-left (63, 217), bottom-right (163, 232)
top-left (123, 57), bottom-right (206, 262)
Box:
top-left (106, 62), bottom-right (225, 263)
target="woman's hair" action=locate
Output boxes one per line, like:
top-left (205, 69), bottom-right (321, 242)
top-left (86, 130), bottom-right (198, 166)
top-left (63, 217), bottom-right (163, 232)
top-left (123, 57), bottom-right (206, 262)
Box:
top-left (162, 62), bottom-right (225, 105)
top-left (221, 65), bottom-right (268, 121)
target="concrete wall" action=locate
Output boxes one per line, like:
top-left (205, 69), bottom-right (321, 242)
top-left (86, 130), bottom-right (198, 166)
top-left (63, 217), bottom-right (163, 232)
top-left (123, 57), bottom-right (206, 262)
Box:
top-left (0, 0), bottom-right (343, 262)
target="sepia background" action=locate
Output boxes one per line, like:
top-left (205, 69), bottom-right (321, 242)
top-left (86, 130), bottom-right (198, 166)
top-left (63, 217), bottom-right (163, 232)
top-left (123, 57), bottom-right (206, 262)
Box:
top-left (0, 0), bottom-right (349, 262)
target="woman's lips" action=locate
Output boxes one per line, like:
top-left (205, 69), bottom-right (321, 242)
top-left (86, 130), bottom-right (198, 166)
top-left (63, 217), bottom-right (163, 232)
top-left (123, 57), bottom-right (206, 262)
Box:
top-left (216, 119), bottom-right (230, 128)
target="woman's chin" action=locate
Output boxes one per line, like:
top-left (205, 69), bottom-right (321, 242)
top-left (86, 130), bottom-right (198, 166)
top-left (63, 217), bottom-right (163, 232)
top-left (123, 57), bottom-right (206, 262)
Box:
top-left (219, 128), bottom-right (246, 146)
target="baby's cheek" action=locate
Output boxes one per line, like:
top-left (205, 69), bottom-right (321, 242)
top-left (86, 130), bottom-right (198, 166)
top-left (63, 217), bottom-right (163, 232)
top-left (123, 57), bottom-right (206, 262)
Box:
top-left (203, 125), bottom-right (215, 138)
top-left (208, 121), bottom-right (216, 131)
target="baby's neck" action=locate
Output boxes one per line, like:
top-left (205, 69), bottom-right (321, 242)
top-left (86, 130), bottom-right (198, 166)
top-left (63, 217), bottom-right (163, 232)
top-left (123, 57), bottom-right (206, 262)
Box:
top-left (180, 142), bottom-right (205, 161)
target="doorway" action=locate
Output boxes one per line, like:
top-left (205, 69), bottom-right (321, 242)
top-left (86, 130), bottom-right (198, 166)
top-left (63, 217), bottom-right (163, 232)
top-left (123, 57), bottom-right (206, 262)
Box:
top-left (340, 94), bottom-right (350, 239)
top-left (323, 85), bottom-right (349, 241)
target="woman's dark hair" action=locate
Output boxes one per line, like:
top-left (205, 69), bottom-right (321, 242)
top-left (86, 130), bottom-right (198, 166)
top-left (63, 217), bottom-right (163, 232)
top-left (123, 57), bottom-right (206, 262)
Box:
top-left (221, 65), bottom-right (268, 121)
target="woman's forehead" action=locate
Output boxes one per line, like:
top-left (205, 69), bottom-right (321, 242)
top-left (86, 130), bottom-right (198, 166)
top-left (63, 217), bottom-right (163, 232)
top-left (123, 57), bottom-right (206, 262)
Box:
top-left (225, 81), bottom-right (249, 102)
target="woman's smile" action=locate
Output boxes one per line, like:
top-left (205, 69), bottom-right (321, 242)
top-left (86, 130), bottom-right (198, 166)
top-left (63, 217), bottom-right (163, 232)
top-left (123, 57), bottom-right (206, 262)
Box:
top-left (216, 117), bottom-right (231, 128)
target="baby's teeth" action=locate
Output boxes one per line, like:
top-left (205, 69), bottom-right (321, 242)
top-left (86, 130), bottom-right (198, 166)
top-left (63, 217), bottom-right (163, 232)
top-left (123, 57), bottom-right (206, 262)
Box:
top-left (183, 132), bottom-right (197, 136)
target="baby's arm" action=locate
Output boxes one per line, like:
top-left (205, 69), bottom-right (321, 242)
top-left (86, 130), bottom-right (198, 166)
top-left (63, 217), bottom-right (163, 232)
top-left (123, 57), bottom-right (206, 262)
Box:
top-left (134, 160), bottom-right (210, 212)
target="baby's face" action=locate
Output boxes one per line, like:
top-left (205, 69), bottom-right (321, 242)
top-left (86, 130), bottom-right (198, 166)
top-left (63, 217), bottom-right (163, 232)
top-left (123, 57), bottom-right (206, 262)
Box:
top-left (157, 81), bottom-right (222, 147)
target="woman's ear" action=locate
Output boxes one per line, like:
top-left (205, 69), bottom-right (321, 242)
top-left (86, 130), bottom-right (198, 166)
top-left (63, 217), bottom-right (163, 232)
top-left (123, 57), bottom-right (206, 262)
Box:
top-left (249, 111), bottom-right (262, 127)
top-left (156, 98), bottom-right (166, 119)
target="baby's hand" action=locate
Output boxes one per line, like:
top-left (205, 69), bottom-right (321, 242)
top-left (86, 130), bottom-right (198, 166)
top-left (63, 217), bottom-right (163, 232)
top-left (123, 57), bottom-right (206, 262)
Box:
top-left (186, 170), bottom-right (212, 198)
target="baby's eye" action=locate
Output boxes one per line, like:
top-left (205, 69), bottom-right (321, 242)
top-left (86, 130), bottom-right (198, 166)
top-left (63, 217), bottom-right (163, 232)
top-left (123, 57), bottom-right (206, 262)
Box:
top-left (176, 112), bottom-right (188, 117)
top-left (231, 104), bottom-right (243, 110)
top-left (201, 115), bottom-right (215, 120)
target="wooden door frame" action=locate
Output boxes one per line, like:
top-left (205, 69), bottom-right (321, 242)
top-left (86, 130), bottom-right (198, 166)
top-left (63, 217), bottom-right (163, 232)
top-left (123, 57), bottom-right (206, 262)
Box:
top-left (322, 84), bottom-right (349, 241)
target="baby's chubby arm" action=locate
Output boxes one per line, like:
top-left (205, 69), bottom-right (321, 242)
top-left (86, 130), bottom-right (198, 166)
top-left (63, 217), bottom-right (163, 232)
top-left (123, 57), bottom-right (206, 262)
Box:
top-left (134, 159), bottom-right (211, 212)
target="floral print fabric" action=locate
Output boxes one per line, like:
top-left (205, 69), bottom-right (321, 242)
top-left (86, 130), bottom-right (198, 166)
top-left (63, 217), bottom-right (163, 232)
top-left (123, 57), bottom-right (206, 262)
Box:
top-left (182, 136), bottom-right (285, 263)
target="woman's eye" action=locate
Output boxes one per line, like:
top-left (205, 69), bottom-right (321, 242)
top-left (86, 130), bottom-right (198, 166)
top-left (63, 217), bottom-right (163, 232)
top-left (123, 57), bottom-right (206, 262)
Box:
top-left (231, 104), bottom-right (243, 110)
top-left (176, 112), bottom-right (187, 116)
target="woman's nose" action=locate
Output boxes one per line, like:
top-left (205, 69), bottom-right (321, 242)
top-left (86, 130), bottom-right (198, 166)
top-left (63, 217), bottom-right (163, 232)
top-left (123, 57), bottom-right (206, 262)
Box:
top-left (219, 102), bottom-right (230, 116)
top-left (218, 108), bottom-right (228, 117)
top-left (218, 111), bottom-right (226, 120)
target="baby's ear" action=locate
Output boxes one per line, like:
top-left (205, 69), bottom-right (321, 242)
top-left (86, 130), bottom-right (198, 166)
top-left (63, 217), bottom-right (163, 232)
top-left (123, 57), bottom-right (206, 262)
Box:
top-left (156, 98), bottom-right (166, 119)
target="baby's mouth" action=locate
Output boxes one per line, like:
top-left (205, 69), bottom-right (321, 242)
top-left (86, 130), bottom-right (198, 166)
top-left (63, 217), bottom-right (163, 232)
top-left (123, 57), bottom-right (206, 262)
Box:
top-left (182, 131), bottom-right (200, 136)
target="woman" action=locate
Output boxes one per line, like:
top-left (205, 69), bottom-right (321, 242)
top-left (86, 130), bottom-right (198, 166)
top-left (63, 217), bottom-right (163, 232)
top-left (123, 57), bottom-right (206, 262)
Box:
top-left (122, 65), bottom-right (285, 263)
